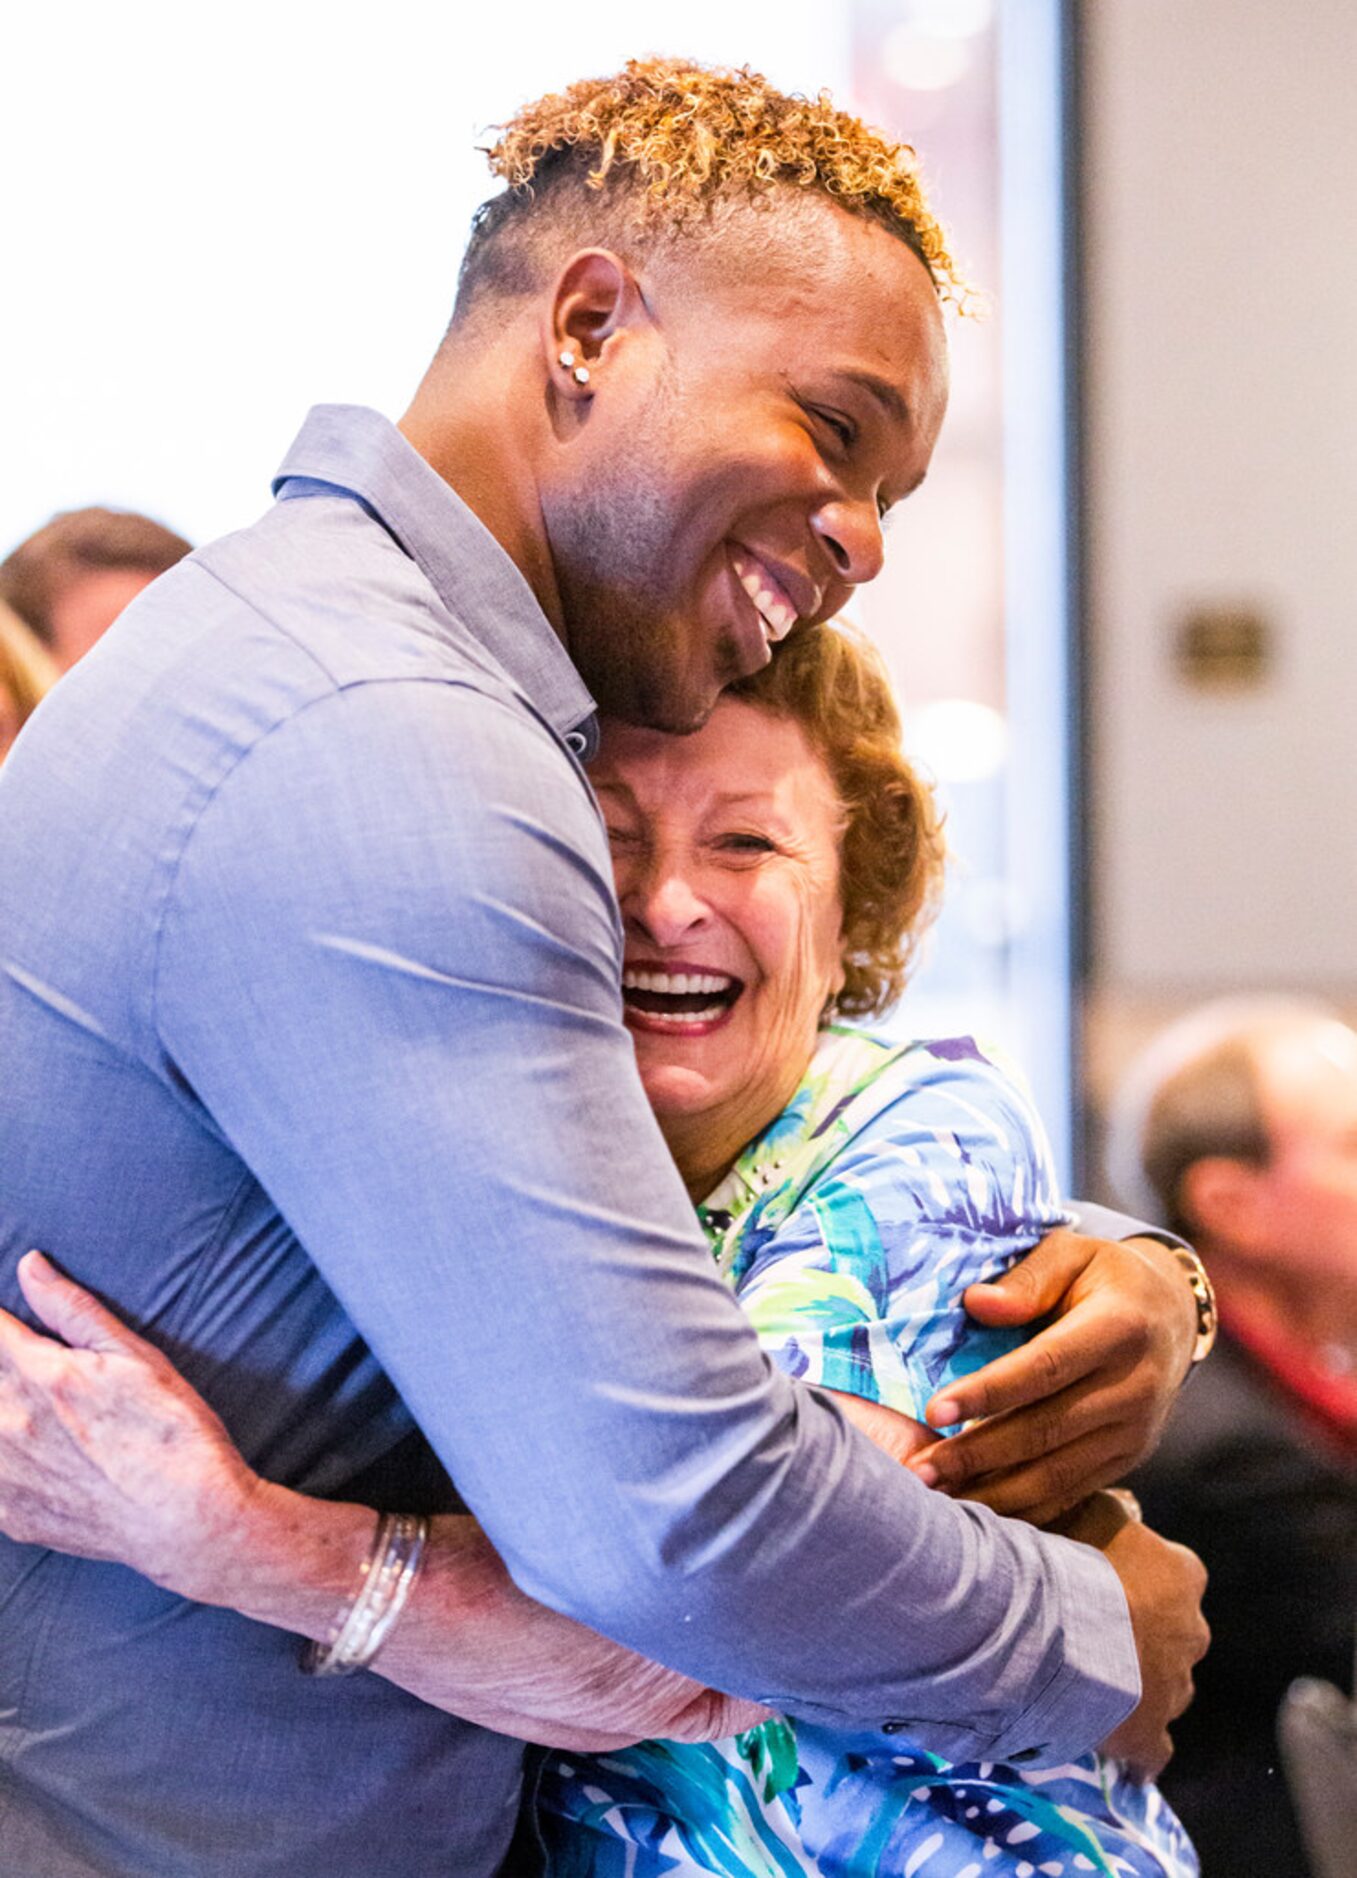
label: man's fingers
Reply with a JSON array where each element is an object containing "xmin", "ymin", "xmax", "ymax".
[
  {"xmin": 923, "ymin": 1309, "xmax": 1107, "ymax": 1430},
  {"xmin": 934, "ymin": 1425, "xmax": 1133, "ymax": 1520},
  {"xmin": 16, "ymin": 1252, "xmax": 151, "ymax": 1359},
  {"xmin": 958, "ymin": 1227, "xmax": 1095, "ymax": 1330},
  {"xmin": 914, "ymin": 1372, "xmax": 1121, "ymax": 1484}
]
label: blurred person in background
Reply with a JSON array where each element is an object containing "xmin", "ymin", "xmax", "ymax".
[
  {"xmin": 0, "ymin": 504, "xmax": 191, "ymax": 670},
  {"xmin": 1112, "ymin": 998, "xmax": 1357, "ymax": 1877},
  {"xmin": 0, "ymin": 598, "xmax": 58, "ymax": 761}
]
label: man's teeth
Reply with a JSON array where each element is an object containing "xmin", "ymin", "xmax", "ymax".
[
  {"xmin": 622, "ymin": 969, "xmax": 735, "ymax": 996},
  {"xmin": 731, "ymin": 553, "xmax": 798, "ymax": 642}
]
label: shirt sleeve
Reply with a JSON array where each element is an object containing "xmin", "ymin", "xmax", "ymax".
[
  {"xmin": 735, "ymin": 1048, "xmax": 1073, "ymax": 1424},
  {"xmin": 154, "ymin": 678, "xmax": 1139, "ymax": 1764}
]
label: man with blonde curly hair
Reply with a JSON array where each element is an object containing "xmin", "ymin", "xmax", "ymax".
[{"xmin": 0, "ymin": 59, "xmax": 1205, "ymax": 1875}]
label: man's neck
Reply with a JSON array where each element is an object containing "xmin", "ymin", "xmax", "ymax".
[{"xmin": 398, "ymin": 338, "xmax": 566, "ymax": 637}]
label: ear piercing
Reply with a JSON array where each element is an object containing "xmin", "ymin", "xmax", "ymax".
[{"xmin": 557, "ymin": 349, "xmax": 591, "ymax": 386}]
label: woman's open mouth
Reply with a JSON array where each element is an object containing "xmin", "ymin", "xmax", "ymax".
[{"xmin": 621, "ymin": 966, "xmax": 743, "ymax": 1034}]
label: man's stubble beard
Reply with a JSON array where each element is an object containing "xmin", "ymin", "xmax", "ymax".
[{"xmin": 546, "ymin": 369, "xmax": 736, "ymax": 734}]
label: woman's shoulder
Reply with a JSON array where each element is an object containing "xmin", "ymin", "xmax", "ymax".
[
  {"xmin": 716, "ymin": 1026, "xmax": 1064, "ymax": 1252},
  {"xmin": 807, "ymin": 1024, "xmax": 1049, "ymax": 1159}
]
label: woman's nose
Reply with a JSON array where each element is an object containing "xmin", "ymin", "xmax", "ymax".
[
  {"xmin": 622, "ymin": 864, "xmax": 711, "ymax": 946},
  {"xmin": 811, "ymin": 496, "xmax": 885, "ymax": 587}
]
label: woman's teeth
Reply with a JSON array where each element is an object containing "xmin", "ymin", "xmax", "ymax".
[
  {"xmin": 623, "ymin": 969, "xmax": 735, "ymax": 996},
  {"xmin": 622, "ymin": 967, "xmax": 740, "ymax": 1025},
  {"xmin": 730, "ymin": 550, "xmax": 798, "ymax": 642}
]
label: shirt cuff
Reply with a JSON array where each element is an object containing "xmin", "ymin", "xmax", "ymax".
[
  {"xmin": 984, "ymin": 1531, "xmax": 1140, "ymax": 1768},
  {"xmin": 1068, "ymin": 1199, "xmax": 1189, "ymax": 1252}
]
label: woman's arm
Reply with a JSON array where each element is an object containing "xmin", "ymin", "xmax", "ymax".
[{"xmin": 0, "ymin": 1252, "xmax": 767, "ymax": 1750}]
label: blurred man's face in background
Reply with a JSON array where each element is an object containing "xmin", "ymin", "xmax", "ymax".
[
  {"xmin": 45, "ymin": 566, "xmax": 159, "ymax": 671},
  {"xmin": 1249, "ymin": 1021, "xmax": 1357, "ymax": 1287}
]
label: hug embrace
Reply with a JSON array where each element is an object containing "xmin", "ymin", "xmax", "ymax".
[{"xmin": 0, "ymin": 58, "xmax": 1207, "ymax": 1878}]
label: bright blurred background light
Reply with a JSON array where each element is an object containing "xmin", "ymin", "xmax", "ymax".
[
  {"xmin": 905, "ymin": 697, "xmax": 1009, "ymax": 783},
  {"xmin": 882, "ymin": 0, "xmax": 993, "ymax": 91},
  {"xmin": 894, "ymin": 0, "xmax": 994, "ymax": 37}
]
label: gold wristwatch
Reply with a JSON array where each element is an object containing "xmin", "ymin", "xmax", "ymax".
[{"xmin": 1171, "ymin": 1244, "xmax": 1218, "ymax": 1365}]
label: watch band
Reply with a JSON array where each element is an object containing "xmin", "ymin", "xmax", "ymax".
[{"xmin": 1170, "ymin": 1243, "xmax": 1219, "ymax": 1364}]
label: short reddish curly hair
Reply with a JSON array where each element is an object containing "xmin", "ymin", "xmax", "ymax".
[
  {"xmin": 455, "ymin": 56, "xmax": 961, "ymax": 317},
  {"xmin": 728, "ymin": 623, "xmax": 945, "ymax": 1021}
]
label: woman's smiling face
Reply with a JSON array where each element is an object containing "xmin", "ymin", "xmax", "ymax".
[{"xmin": 593, "ymin": 696, "xmax": 847, "ymax": 1186}]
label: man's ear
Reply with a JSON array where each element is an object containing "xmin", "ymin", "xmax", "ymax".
[
  {"xmin": 1180, "ymin": 1155, "xmax": 1268, "ymax": 1256},
  {"xmin": 541, "ymin": 249, "xmax": 646, "ymax": 404}
]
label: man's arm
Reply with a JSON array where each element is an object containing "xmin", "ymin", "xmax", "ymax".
[
  {"xmin": 0, "ymin": 1254, "xmax": 768, "ymax": 1749},
  {"xmin": 0, "ymin": 1249, "xmax": 1206, "ymax": 1779},
  {"xmin": 140, "ymin": 677, "xmax": 1139, "ymax": 1761}
]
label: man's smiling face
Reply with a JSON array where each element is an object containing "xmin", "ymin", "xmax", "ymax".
[{"xmin": 541, "ymin": 202, "xmax": 949, "ymax": 732}]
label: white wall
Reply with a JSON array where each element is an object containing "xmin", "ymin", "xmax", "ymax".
[
  {"xmin": 1084, "ymin": 0, "xmax": 1357, "ymax": 1007},
  {"xmin": 1, "ymin": 2, "xmax": 846, "ymax": 550}
]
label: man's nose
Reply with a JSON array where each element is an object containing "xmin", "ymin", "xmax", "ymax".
[
  {"xmin": 811, "ymin": 497, "xmax": 885, "ymax": 587},
  {"xmin": 623, "ymin": 863, "xmax": 710, "ymax": 946}
]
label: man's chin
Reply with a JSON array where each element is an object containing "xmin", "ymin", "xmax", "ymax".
[{"xmin": 603, "ymin": 678, "xmax": 719, "ymax": 737}]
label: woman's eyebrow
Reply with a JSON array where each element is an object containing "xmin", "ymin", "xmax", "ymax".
[
  {"xmin": 708, "ymin": 789, "xmax": 780, "ymax": 810},
  {"xmin": 591, "ymin": 777, "xmax": 636, "ymax": 804}
]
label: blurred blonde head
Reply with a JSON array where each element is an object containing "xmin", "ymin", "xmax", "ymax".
[{"xmin": 0, "ymin": 601, "xmax": 59, "ymax": 762}]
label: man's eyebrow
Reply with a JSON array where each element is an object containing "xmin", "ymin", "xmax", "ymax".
[{"xmin": 839, "ymin": 368, "xmax": 912, "ymax": 427}]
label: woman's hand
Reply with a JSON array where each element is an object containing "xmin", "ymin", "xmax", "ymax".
[
  {"xmin": 0, "ymin": 1251, "xmax": 269, "ymax": 1602},
  {"xmin": 0, "ymin": 1252, "xmax": 768, "ymax": 1750},
  {"xmin": 910, "ymin": 1229, "xmax": 1198, "ymax": 1525}
]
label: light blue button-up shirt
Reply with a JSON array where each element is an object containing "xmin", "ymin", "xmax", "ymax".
[{"xmin": 0, "ymin": 407, "xmax": 1138, "ymax": 1875}]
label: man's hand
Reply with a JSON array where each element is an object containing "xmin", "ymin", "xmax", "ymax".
[
  {"xmin": 911, "ymin": 1229, "xmax": 1198, "ymax": 1524},
  {"xmin": 0, "ymin": 1252, "xmax": 767, "ymax": 1750},
  {"xmin": 1096, "ymin": 1517, "xmax": 1209, "ymax": 1782}
]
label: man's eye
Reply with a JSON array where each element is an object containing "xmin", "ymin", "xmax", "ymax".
[
  {"xmin": 604, "ymin": 825, "xmax": 641, "ymax": 846},
  {"xmin": 812, "ymin": 407, "xmax": 856, "ymax": 450},
  {"xmin": 717, "ymin": 833, "xmax": 775, "ymax": 854}
]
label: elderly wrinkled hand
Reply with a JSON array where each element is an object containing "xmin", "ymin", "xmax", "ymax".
[
  {"xmin": 910, "ymin": 1228, "xmax": 1198, "ymax": 1525},
  {"xmin": 0, "ymin": 1250, "xmax": 264, "ymax": 1598},
  {"xmin": 0, "ymin": 1252, "xmax": 771, "ymax": 1751}
]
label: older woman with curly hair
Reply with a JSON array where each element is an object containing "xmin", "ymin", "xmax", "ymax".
[
  {"xmin": 0, "ymin": 622, "xmax": 1196, "ymax": 1876},
  {"xmin": 530, "ymin": 628, "xmax": 1195, "ymax": 1878}
]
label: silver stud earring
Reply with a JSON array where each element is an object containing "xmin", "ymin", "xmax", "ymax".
[
  {"xmin": 572, "ymin": 364, "xmax": 591, "ymax": 386},
  {"xmin": 558, "ymin": 349, "xmax": 575, "ymax": 369}
]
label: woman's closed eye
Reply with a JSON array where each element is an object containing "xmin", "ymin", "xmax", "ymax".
[
  {"xmin": 603, "ymin": 825, "xmax": 647, "ymax": 856},
  {"xmin": 713, "ymin": 831, "xmax": 777, "ymax": 859}
]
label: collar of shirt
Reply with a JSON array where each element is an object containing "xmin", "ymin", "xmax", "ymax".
[{"xmin": 272, "ymin": 403, "xmax": 599, "ymax": 761}]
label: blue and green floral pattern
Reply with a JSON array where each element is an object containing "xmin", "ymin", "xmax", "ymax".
[{"xmin": 537, "ymin": 1028, "xmax": 1198, "ymax": 1878}]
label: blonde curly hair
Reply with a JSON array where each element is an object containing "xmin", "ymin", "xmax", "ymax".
[{"xmin": 454, "ymin": 56, "xmax": 960, "ymax": 315}]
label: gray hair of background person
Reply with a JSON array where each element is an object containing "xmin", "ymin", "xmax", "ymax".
[
  {"xmin": 1106, "ymin": 995, "xmax": 1342, "ymax": 1237},
  {"xmin": 0, "ymin": 507, "xmax": 191, "ymax": 649}
]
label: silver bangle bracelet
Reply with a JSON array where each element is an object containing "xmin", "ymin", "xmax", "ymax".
[{"xmin": 300, "ymin": 1510, "xmax": 430, "ymax": 1678}]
